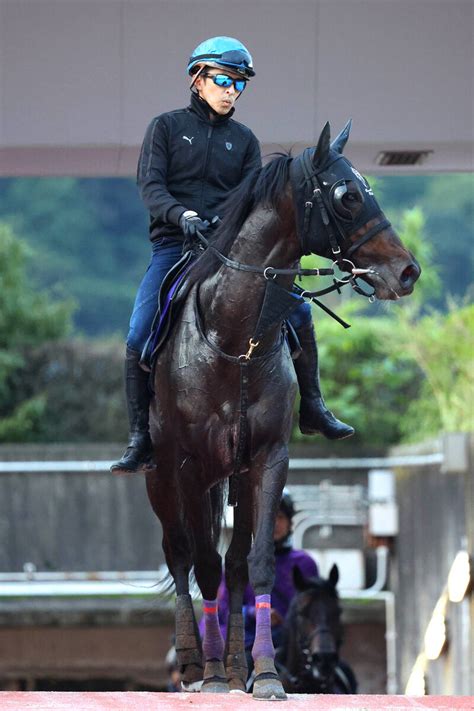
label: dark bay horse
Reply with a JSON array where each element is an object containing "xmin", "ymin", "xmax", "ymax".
[
  {"xmin": 145, "ymin": 121, "xmax": 419, "ymax": 699},
  {"xmin": 276, "ymin": 565, "xmax": 357, "ymax": 694}
]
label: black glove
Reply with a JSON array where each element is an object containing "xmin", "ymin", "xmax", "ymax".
[{"xmin": 179, "ymin": 211, "xmax": 208, "ymax": 241}]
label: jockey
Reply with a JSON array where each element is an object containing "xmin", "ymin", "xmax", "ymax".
[{"xmin": 111, "ymin": 36, "xmax": 353, "ymax": 474}]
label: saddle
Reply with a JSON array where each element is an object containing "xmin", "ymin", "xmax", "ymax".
[{"xmin": 139, "ymin": 250, "xmax": 196, "ymax": 372}]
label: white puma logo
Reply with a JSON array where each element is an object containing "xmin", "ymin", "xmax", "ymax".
[{"xmin": 183, "ymin": 135, "xmax": 194, "ymax": 145}]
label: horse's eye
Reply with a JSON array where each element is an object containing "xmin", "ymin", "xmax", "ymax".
[{"xmin": 345, "ymin": 192, "xmax": 360, "ymax": 203}]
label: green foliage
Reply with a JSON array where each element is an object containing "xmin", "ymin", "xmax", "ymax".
[
  {"xmin": 0, "ymin": 223, "xmax": 73, "ymax": 348},
  {"xmin": 0, "ymin": 396, "xmax": 47, "ymax": 443},
  {"xmin": 377, "ymin": 205, "xmax": 473, "ymax": 440},
  {"xmin": 292, "ymin": 300, "xmax": 421, "ymax": 446},
  {"xmin": 10, "ymin": 339, "xmax": 127, "ymax": 443},
  {"xmin": 0, "ymin": 222, "xmax": 73, "ymax": 442},
  {"xmin": 387, "ymin": 301, "xmax": 474, "ymax": 440},
  {"xmin": 0, "ymin": 174, "xmax": 471, "ymax": 445},
  {"xmin": 0, "ymin": 174, "xmax": 471, "ymax": 337},
  {"xmin": 377, "ymin": 173, "xmax": 474, "ymax": 304},
  {"xmin": 294, "ymin": 199, "xmax": 473, "ymax": 445},
  {"xmin": 0, "ymin": 177, "xmax": 149, "ymax": 336}
]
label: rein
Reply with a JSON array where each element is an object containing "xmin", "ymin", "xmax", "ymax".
[{"xmin": 195, "ymin": 232, "xmax": 375, "ymax": 331}]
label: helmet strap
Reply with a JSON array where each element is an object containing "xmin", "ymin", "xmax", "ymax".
[{"xmin": 189, "ymin": 65, "xmax": 206, "ymax": 92}]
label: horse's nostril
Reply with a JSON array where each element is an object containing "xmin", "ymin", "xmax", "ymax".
[{"xmin": 400, "ymin": 262, "xmax": 420, "ymax": 287}]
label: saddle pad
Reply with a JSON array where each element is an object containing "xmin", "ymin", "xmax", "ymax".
[{"xmin": 140, "ymin": 251, "xmax": 196, "ymax": 371}]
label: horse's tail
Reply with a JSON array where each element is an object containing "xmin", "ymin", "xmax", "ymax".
[{"xmin": 208, "ymin": 479, "xmax": 227, "ymax": 548}]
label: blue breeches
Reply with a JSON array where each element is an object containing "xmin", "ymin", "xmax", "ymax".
[{"xmin": 127, "ymin": 239, "xmax": 183, "ymax": 353}]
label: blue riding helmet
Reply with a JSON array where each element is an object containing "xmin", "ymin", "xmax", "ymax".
[{"xmin": 188, "ymin": 36, "xmax": 255, "ymax": 78}]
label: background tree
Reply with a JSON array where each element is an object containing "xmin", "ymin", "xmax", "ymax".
[
  {"xmin": 0, "ymin": 223, "xmax": 73, "ymax": 441},
  {"xmin": 0, "ymin": 174, "xmax": 471, "ymax": 336},
  {"xmin": 0, "ymin": 174, "xmax": 471, "ymax": 445},
  {"xmin": 294, "ymin": 204, "xmax": 472, "ymax": 445},
  {"xmin": 0, "ymin": 177, "xmax": 148, "ymax": 335}
]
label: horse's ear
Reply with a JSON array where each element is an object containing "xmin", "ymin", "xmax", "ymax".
[
  {"xmin": 313, "ymin": 122, "xmax": 331, "ymax": 168},
  {"xmin": 330, "ymin": 118, "xmax": 352, "ymax": 154},
  {"xmin": 293, "ymin": 565, "xmax": 309, "ymax": 591},
  {"xmin": 328, "ymin": 564, "xmax": 339, "ymax": 588}
]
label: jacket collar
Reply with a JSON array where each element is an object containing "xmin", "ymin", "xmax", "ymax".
[{"xmin": 189, "ymin": 91, "xmax": 235, "ymax": 124}]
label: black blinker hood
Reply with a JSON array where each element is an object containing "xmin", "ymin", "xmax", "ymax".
[{"xmin": 289, "ymin": 146, "xmax": 384, "ymax": 257}]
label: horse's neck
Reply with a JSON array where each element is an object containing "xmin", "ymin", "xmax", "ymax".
[{"xmin": 199, "ymin": 204, "xmax": 300, "ymax": 356}]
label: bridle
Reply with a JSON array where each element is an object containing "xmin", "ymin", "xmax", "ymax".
[
  {"xmin": 192, "ymin": 146, "xmax": 402, "ymax": 345},
  {"xmin": 297, "ymin": 148, "xmax": 391, "ymax": 263},
  {"xmin": 293, "ymin": 148, "xmax": 392, "ymax": 301},
  {"xmin": 276, "ymin": 606, "xmax": 344, "ymax": 693},
  {"xmin": 195, "ymin": 151, "xmax": 391, "ymax": 307}
]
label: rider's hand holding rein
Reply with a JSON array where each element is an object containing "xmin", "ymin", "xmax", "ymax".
[
  {"xmin": 179, "ymin": 210, "xmax": 209, "ymax": 254},
  {"xmin": 179, "ymin": 210, "xmax": 208, "ymax": 240}
]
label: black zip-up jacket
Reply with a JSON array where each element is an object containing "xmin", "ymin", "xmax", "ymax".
[{"xmin": 137, "ymin": 92, "xmax": 262, "ymax": 242}]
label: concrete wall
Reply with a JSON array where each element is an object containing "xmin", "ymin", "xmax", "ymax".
[
  {"xmin": 0, "ymin": 442, "xmax": 387, "ymax": 692},
  {"xmin": 0, "ymin": 0, "xmax": 472, "ymax": 175},
  {"xmin": 0, "ymin": 441, "xmax": 379, "ymax": 573},
  {"xmin": 2, "ymin": 438, "xmax": 473, "ymax": 693},
  {"xmin": 391, "ymin": 433, "xmax": 474, "ymax": 695}
]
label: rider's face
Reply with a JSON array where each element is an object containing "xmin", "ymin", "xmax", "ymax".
[
  {"xmin": 273, "ymin": 511, "xmax": 291, "ymax": 542},
  {"xmin": 194, "ymin": 67, "xmax": 244, "ymax": 115}
]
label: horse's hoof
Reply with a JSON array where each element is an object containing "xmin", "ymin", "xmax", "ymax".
[
  {"xmin": 201, "ymin": 678, "xmax": 229, "ymax": 693},
  {"xmin": 201, "ymin": 660, "xmax": 228, "ymax": 692},
  {"xmin": 228, "ymin": 678, "xmax": 247, "ymax": 693},
  {"xmin": 252, "ymin": 677, "xmax": 287, "ymax": 701},
  {"xmin": 181, "ymin": 679, "xmax": 203, "ymax": 692}
]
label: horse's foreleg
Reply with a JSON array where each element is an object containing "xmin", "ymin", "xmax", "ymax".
[
  {"xmin": 224, "ymin": 477, "xmax": 253, "ymax": 692},
  {"xmin": 183, "ymin": 478, "xmax": 228, "ymax": 694},
  {"xmin": 145, "ymin": 468, "xmax": 203, "ymax": 690},
  {"xmin": 248, "ymin": 450, "xmax": 289, "ymax": 700}
]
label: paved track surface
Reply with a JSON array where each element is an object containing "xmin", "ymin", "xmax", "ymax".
[{"xmin": 0, "ymin": 693, "xmax": 472, "ymax": 710}]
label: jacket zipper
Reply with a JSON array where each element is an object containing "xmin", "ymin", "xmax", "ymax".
[{"xmin": 199, "ymin": 125, "xmax": 214, "ymax": 214}]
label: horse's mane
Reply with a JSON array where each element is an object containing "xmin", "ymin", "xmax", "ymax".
[{"xmin": 186, "ymin": 153, "xmax": 292, "ymax": 287}]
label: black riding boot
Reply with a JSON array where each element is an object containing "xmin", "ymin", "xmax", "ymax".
[
  {"xmin": 110, "ymin": 347, "xmax": 153, "ymax": 472},
  {"xmin": 294, "ymin": 323, "xmax": 355, "ymax": 440}
]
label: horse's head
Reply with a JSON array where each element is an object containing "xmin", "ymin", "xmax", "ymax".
[
  {"xmin": 290, "ymin": 564, "xmax": 342, "ymax": 691},
  {"xmin": 290, "ymin": 121, "xmax": 421, "ymax": 300}
]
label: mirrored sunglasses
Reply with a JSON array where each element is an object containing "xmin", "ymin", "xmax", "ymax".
[{"xmin": 204, "ymin": 73, "xmax": 247, "ymax": 92}]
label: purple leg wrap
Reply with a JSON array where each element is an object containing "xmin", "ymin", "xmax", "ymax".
[
  {"xmin": 252, "ymin": 594, "xmax": 275, "ymax": 660},
  {"xmin": 202, "ymin": 598, "xmax": 225, "ymax": 661}
]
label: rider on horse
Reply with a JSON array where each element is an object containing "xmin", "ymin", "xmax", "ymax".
[{"xmin": 111, "ymin": 36, "xmax": 354, "ymax": 474}]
